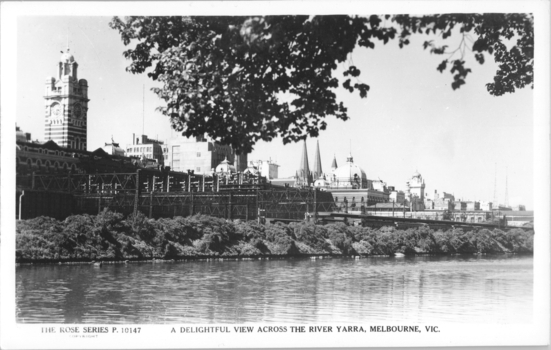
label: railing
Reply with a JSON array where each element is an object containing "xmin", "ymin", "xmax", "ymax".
[{"xmin": 18, "ymin": 170, "xmax": 268, "ymax": 194}]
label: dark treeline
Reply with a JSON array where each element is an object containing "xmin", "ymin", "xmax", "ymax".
[{"xmin": 16, "ymin": 210, "xmax": 534, "ymax": 262}]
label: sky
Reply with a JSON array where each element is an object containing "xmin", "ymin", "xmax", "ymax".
[{"xmin": 15, "ymin": 15, "xmax": 534, "ymax": 209}]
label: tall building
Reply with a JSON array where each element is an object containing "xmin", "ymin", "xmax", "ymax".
[
  {"xmin": 235, "ymin": 153, "xmax": 248, "ymax": 172},
  {"xmin": 406, "ymin": 171, "xmax": 426, "ymax": 211},
  {"xmin": 126, "ymin": 134, "xmax": 165, "ymax": 165},
  {"xmin": 44, "ymin": 47, "xmax": 89, "ymax": 150},
  {"xmin": 165, "ymin": 136, "xmax": 234, "ymax": 174},
  {"xmin": 406, "ymin": 171, "xmax": 425, "ymax": 200}
]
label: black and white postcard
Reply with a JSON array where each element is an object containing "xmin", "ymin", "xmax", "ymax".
[{"xmin": 1, "ymin": 1, "xmax": 549, "ymax": 349}]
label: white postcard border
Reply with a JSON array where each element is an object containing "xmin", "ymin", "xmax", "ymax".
[{"xmin": 1, "ymin": 1, "xmax": 549, "ymax": 349}]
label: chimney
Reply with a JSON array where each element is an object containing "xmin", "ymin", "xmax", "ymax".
[{"xmin": 133, "ymin": 133, "xmax": 135, "ymax": 145}]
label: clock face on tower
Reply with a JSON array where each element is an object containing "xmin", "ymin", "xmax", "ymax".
[
  {"xmin": 52, "ymin": 104, "xmax": 61, "ymax": 117},
  {"xmin": 73, "ymin": 104, "xmax": 82, "ymax": 118}
]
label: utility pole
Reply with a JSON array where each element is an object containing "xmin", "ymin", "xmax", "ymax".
[
  {"xmin": 504, "ymin": 166, "xmax": 509, "ymax": 207},
  {"xmin": 142, "ymin": 85, "xmax": 145, "ymax": 136},
  {"xmin": 493, "ymin": 163, "xmax": 497, "ymax": 207}
]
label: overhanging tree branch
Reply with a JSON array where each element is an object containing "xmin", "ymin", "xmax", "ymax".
[{"xmin": 109, "ymin": 14, "xmax": 533, "ymax": 153}]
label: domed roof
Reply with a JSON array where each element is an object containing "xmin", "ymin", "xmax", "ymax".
[
  {"xmin": 216, "ymin": 157, "xmax": 235, "ymax": 173},
  {"xmin": 333, "ymin": 153, "xmax": 367, "ymax": 182},
  {"xmin": 16, "ymin": 128, "xmax": 27, "ymax": 143},
  {"xmin": 313, "ymin": 177, "xmax": 330, "ymax": 188},
  {"xmin": 60, "ymin": 48, "xmax": 75, "ymax": 63}
]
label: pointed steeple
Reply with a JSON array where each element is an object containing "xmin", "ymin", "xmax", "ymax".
[
  {"xmin": 331, "ymin": 154, "xmax": 338, "ymax": 170},
  {"xmin": 312, "ymin": 140, "xmax": 323, "ymax": 179},
  {"xmin": 298, "ymin": 140, "xmax": 310, "ymax": 186}
]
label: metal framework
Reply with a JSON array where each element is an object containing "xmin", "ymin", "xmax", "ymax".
[{"xmin": 18, "ymin": 170, "xmax": 336, "ymax": 221}]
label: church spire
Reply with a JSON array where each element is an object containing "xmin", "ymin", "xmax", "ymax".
[
  {"xmin": 331, "ymin": 154, "xmax": 338, "ymax": 170},
  {"xmin": 312, "ymin": 139, "xmax": 323, "ymax": 180},
  {"xmin": 298, "ymin": 140, "xmax": 310, "ymax": 186}
]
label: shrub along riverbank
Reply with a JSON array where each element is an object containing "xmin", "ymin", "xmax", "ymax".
[{"xmin": 16, "ymin": 210, "xmax": 534, "ymax": 263}]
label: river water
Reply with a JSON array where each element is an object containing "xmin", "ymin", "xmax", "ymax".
[{"xmin": 16, "ymin": 255, "xmax": 532, "ymax": 324}]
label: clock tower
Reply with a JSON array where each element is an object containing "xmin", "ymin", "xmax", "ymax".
[{"xmin": 44, "ymin": 47, "xmax": 89, "ymax": 150}]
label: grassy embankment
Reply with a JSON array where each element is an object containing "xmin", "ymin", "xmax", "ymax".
[{"xmin": 16, "ymin": 210, "xmax": 534, "ymax": 263}]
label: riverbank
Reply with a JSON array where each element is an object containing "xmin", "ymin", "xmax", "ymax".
[{"xmin": 16, "ymin": 210, "xmax": 534, "ymax": 263}]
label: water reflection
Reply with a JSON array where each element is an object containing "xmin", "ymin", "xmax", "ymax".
[{"xmin": 16, "ymin": 255, "xmax": 532, "ymax": 324}]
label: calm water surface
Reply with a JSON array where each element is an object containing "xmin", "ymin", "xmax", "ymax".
[{"xmin": 16, "ymin": 255, "xmax": 532, "ymax": 324}]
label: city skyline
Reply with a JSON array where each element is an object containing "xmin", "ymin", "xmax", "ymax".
[{"xmin": 14, "ymin": 16, "xmax": 534, "ymax": 208}]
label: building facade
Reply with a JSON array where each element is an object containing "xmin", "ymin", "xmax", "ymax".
[
  {"xmin": 44, "ymin": 48, "xmax": 89, "ymax": 150},
  {"xmin": 16, "ymin": 135, "xmax": 138, "ymax": 176},
  {"xmin": 235, "ymin": 153, "xmax": 248, "ymax": 173},
  {"xmin": 406, "ymin": 171, "xmax": 426, "ymax": 211},
  {"xmin": 165, "ymin": 136, "xmax": 234, "ymax": 174},
  {"xmin": 246, "ymin": 160, "xmax": 280, "ymax": 180},
  {"xmin": 102, "ymin": 138, "xmax": 125, "ymax": 157},
  {"xmin": 389, "ymin": 187, "xmax": 406, "ymax": 204},
  {"xmin": 126, "ymin": 134, "xmax": 165, "ymax": 165},
  {"xmin": 432, "ymin": 190, "xmax": 455, "ymax": 211},
  {"xmin": 465, "ymin": 201, "xmax": 481, "ymax": 211}
]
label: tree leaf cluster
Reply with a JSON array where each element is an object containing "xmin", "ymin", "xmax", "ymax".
[{"xmin": 109, "ymin": 14, "xmax": 532, "ymax": 152}]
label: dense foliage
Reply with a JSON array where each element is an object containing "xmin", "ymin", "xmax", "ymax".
[
  {"xmin": 109, "ymin": 14, "xmax": 533, "ymax": 152},
  {"xmin": 16, "ymin": 211, "xmax": 534, "ymax": 261}
]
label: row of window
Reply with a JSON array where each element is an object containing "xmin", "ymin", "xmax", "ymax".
[
  {"xmin": 334, "ymin": 196, "xmax": 386, "ymax": 203},
  {"xmin": 18, "ymin": 157, "xmax": 78, "ymax": 171},
  {"xmin": 47, "ymin": 118, "xmax": 86, "ymax": 125},
  {"xmin": 169, "ymin": 161, "xmax": 201, "ymax": 173},
  {"xmin": 127, "ymin": 146, "xmax": 153, "ymax": 153},
  {"xmin": 20, "ymin": 146, "xmax": 83, "ymax": 157},
  {"xmin": 50, "ymin": 86, "xmax": 83, "ymax": 94},
  {"xmin": 168, "ymin": 146, "xmax": 202, "ymax": 158},
  {"xmin": 127, "ymin": 147, "xmax": 204, "ymax": 158}
]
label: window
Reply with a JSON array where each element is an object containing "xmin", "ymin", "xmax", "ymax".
[{"xmin": 197, "ymin": 152, "xmax": 201, "ymax": 157}]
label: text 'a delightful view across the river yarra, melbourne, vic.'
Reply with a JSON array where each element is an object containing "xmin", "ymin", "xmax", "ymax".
[{"xmin": 41, "ymin": 325, "xmax": 442, "ymax": 338}]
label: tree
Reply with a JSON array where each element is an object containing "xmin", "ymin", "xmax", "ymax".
[{"xmin": 109, "ymin": 14, "xmax": 533, "ymax": 153}]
